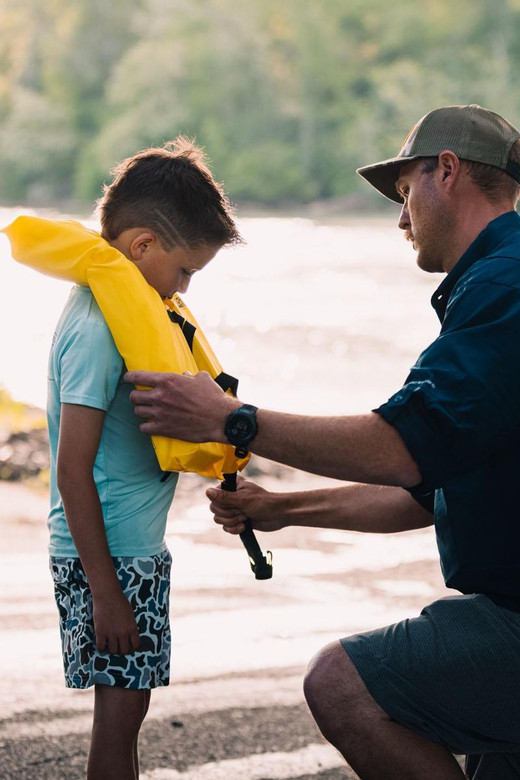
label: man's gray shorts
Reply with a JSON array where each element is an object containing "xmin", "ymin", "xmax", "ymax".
[{"xmin": 341, "ymin": 594, "xmax": 520, "ymax": 779}]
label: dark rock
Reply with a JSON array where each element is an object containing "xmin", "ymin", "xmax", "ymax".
[{"xmin": 0, "ymin": 428, "xmax": 50, "ymax": 482}]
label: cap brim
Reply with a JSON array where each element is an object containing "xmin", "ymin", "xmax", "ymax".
[{"xmin": 356, "ymin": 155, "xmax": 421, "ymax": 203}]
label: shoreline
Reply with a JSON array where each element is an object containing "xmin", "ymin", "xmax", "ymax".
[{"xmin": 0, "ymin": 197, "xmax": 398, "ymax": 225}]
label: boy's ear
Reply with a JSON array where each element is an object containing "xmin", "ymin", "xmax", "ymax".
[{"xmin": 129, "ymin": 232, "xmax": 155, "ymax": 262}]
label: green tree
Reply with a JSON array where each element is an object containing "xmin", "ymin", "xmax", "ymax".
[{"xmin": 2, "ymin": 0, "xmax": 520, "ymax": 207}]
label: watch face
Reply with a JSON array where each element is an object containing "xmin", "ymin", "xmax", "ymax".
[
  {"xmin": 230, "ymin": 417, "xmax": 253, "ymax": 439},
  {"xmin": 225, "ymin": 405, "xmax": 258, "ymax": 448}
]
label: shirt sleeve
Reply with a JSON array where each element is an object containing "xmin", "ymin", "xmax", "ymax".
[
  {"xmin": 58, "ymin": 315, "xmax": 123, "ymax": 411},
  {"xmin": 375, "ymin": 278, "xmax": 520, "ymax": 491}
]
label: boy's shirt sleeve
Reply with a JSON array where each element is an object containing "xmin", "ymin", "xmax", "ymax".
[
  {"xmin": 374, "ymin": 276, "xmax": 520, "ymax": 492},
  {"xmin": 58, "ymin": 316, "xmax": 124, "ymax": 411}
]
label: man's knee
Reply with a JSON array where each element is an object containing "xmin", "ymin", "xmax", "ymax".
[
  {"xmin": 304, "ymin": 641, "xmax": 357, "ymax": 729},
  {"xmin": 303, "ymin": 639, "xmax": 386, "ymax": 742}
]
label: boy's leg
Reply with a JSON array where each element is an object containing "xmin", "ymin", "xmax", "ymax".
[
  {"xmin": 51, "ymin": 553, "xmax": 171, "ymax": 777},
  {"xmin": 134, "ymin": 689, "xmax": 151, "ymax": 777},
  {"xmin": 88, "ymin": 685, "xmax": 151, "ymax": 780}
]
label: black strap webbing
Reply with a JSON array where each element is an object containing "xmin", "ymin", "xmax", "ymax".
[
  {"xmin": 167, "ymin": 309, "xmax": 239, "ymax": 394},
  {"xmin": 167, "ymin": 309, "xmax": 196, "ymax": 351},
  {"xmin": 214, "ymin": 372, "xmax": 239, "ymax": 396}
]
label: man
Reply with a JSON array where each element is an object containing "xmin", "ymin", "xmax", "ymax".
[{"xmin": 127, "ymin": 105, "xmax": 520, "ymax": 779}]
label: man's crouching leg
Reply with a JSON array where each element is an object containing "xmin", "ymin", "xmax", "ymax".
[{"xmin": 303, "ymin": 640, "xmax": 465, "ymax": 780}]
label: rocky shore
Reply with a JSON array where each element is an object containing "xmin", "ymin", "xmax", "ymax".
[
  {"xmin": 0, "ymin": 391, "xmax": 49, "ymax": 483},
  {"xmin": 0, "ymin": 427, "xmax": 49, "ymax": 482}
]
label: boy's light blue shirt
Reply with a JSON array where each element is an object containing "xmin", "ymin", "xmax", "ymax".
[{"xmin": 47, "ymin": 285, "xmax": 177, "ymax": 557}]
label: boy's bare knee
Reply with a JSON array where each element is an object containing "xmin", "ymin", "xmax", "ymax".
[{"xmin": 94, "ymin": 686, "xmax": 150, "ymax": 737}]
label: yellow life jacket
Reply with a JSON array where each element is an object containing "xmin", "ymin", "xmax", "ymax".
[{"xmin": 2, "ymin": 216, "xmax": 249, "ymax": 479}]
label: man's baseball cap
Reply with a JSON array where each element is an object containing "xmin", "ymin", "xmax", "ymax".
[{"xmin": 357, "ymin": 104, "xmax": 520, "ymax": 203}]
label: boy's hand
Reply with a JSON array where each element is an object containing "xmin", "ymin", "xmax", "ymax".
[
  {"xmin": 92, "ymin": 590, "xmax": 140, "ymax": 655},
  {"xmin": 207, "ymin": 476, "xmax": 285, "ymax": 535}
]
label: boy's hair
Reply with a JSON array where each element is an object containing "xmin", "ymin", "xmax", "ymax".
[{"xmin": 96, "ymin": 137, "xmax": 243, "ymax": 249}]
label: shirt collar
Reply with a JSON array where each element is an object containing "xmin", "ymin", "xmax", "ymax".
[{"xmin": 431, "ymin": 210, "xmax": 520, "ymax": 321}]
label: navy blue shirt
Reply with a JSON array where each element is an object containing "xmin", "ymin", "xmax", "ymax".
[{"xmin": 375, "ymin": 211, "xmax": 520, "ymax": 601}]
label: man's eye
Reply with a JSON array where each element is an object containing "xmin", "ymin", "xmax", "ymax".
[{"xmin": 182, "ymin": 269, "xmax": 192, "ymax": 277}]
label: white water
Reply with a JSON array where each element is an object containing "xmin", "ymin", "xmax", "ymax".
[{"xmin": 0, "ymin": 207, "xmax": 441, "ymax": 413}]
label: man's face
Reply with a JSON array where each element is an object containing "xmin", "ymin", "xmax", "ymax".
[{"xmin": 395, "ymin": 159, "xmax": 454, "ymax": 274}]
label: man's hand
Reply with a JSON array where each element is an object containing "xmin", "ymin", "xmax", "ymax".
[
  {"xmin": 207, "ymin": 476, "xmax": 285, "ymax": 535},
  {"xmin": 125, "ymin": 370, "xmax": 239, "ymax": 441},
  {"xmin": 92, "ymin": 589, "xmax": 141, "ymax": 655}
]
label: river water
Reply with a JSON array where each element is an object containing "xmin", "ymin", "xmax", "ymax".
[{"xmin": 0, "ymin": 206, "xmax": 442, "ymax": 413}]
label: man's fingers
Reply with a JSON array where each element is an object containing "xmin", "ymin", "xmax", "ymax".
[
  {"xmin": 125, "ymin": 370, "xmax": 164, "ymax": 387},
  {"xmin": 130, "ymin": 391, "xmax": 156, "ymax": 408},
  {"xmin": 206, "ymin": 486, "xmax": 244, "ymax": 503},
  {"xmin": 206, "ymin": 489, "xmax": 242, "ymax": 514},
  {"xmin": 208, "ymin": 492, "xmax": 249, "ymax": 534},
  {"xmin": 223, "ymin": 522, "xmax": 246, "ymax": 535},
  {"xmin": 210, "ymin": 503, "xmax": 247, "ymax": 521},
  {"xmin": 132, "ymin": 402, "xmax": 155, "ymax": 420},
  {"xmin": 139, "ymin": 420, "xmax": 163, "ymax": 435}
]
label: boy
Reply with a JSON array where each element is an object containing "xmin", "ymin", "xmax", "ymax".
[{"xmin": 47, "ymin": 139, "xmax": 241, "ymax": 779}]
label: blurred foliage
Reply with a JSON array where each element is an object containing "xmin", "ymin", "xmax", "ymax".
[
  {"xmin": 0, "ymin": 386, "xmax": 46, "ymax": 433},
  {"xmin": 1, "ymin": 0, "xmax": 520, "ymax": 207}
]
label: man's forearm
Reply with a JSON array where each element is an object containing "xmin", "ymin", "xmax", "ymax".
[
  {"xmin": 273, "ymin": 483, "xmax": 433, "ymax": 533},
  {"xmin": 209, "ymin": 478, "xmax": 433, "ymax": 536},
  {"xmin": 251, "ymin": 410, "xmax": 421, "ymax": 487}
]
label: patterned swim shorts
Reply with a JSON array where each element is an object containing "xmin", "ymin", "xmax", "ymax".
[{"xmin": 50, "ymin": 550, "xmax": 172, "ymax": 690}]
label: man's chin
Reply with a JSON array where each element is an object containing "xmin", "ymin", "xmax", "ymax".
[{"xmin": 416, "ymin": 253, "xmax": 443, "ymax": 274}]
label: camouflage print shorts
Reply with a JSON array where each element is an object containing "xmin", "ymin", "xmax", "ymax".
[{"xmin": 50, "ymin": 550, "xmax": 171, "ymax": 690}]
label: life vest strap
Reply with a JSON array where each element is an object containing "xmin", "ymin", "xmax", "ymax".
[
  {"xmin": 167, "ymin": 309, "xmax": 240, "ymax": 396},
  {"xmin": 214, "ymin": 372, "xmax": 239, "ymax": 396},
  {"xmin": 167, "ymin": 309, "xmax": 196, "ymax": 351}
]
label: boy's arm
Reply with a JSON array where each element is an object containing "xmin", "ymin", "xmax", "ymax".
[{"xmin": 57, "ymin": 403, "xmax": 140, "ymax": 655}]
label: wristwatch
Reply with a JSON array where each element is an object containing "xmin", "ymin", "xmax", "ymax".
[{"xmin": 224, "ymin": 403, "xmax": 259, "ymax": 457}]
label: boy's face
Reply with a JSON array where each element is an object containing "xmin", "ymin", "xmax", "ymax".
[{"xmin": 115, "ymin": 230, "xmax": 219, "ymax": 298}]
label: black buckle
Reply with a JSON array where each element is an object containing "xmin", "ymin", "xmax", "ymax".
[{"xmin": 221, "ymin": 472, "xmax": 273, "ymax": 580}]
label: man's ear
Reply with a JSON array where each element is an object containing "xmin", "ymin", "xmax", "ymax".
[
  {"xmin": 129, "ymin": 232, "xmax": 155, "ymax": 262},
  {"xmin": 437, "ymin": 150, "xmax": 462, "ymax": 192}
]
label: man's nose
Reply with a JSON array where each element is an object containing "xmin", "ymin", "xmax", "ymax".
[{"xmin": 398, "ymin": 203, "xmax": 410, "ymax": 231}]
